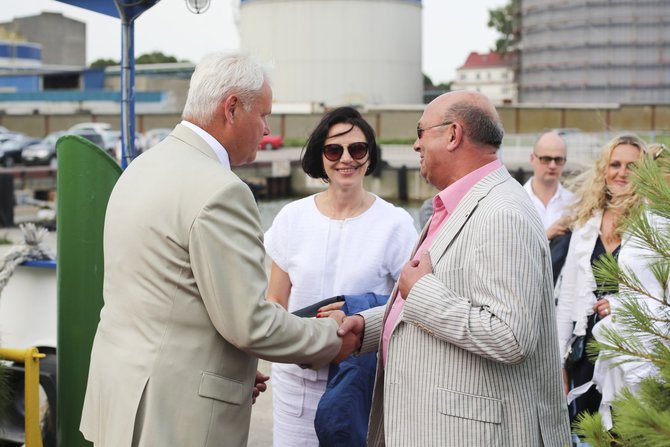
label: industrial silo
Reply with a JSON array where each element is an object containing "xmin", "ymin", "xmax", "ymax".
[
  {"xmin": 519, "ymin": 0, "xmax": 670, "ymax": 104},
  {"xmin": 239, "ymin": 0, "xmax": 423, "ymax": 106}
]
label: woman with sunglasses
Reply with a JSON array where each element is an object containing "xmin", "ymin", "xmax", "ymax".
[
  {"xmin": 264, "ymin": 106, "xmax": 417, "ymax": 446},
  {"xmin": 555, "ymin": 134, "xmax": 648, "ymax": 426}
]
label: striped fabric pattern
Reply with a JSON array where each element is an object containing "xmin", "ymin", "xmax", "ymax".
[{"xmin": 361, "ymin": 167, "xmax": 571, "ymax": 446}]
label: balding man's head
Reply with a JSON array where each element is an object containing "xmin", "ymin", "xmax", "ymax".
[
  {"xmin": 414, "ymin": 91, "xmax": 503, "ymax": 189},
  {"xmin": 530, "ymin": 131, "xmax": 568, "ymax": 185},
  {"xmin": 431, "ymin": 91, "xmax": 504, "ymax": 149}
]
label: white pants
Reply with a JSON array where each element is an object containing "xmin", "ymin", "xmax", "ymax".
[{"xmin": 272, "ymin": 364, "xmax": 328, "ymax": 447}]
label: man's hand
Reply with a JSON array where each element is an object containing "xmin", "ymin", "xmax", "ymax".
[
  {"xmin": 398, "ymin": 250, "xmax": 433, "ymax": 299},
  {"xmin": 546, "ymin": 221, "xmax": 568, "ymax": 240},
  {"xmin": 252, "ymin": 370, "xmax": 270, "ymax": 405},
  {"xmin": 329, "ymin": 312, "xmax": 364, "ymax": 363}
]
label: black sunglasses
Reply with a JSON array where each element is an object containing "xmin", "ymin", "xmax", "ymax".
[
  {"xmin": 534, "ymin": 153, "xmax": 567, "ymax": 166},
  {"xmin": 323, "ymin": 142, "xmax": 369, "ymax": 161},
  {"xmin": 653, "ymin": 143, "xmax": 668, "ymax": 160},
  {"xmin": 416, "ymin": 121, "xmax": 453, "ymax": 139}
]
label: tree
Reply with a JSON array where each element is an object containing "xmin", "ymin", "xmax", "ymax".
[
  {"xmin": 135, "ymin": 51, "xmax": 179, "ymax": 64},
  {"xmin": 487, "ymin": 0, "xmax": 521, "ymax": 55},
  {"xmin": 575, "ymin": 148, "xmax": 670, "ymax": 446},
  {"xmin": 90, "ymin": 58, "xmax": 119, "ymax": 68}
]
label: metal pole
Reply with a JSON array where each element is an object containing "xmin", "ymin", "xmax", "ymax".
[
  {"xmin": 120, "ymin": 15, "xmax": 136, "ymax": 169},
  {"xmin": 0, "ymin": 347, "xmax": 46, "ymax": 447}
]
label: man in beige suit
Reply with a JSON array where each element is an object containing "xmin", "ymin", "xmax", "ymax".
[
  {"xmin": 80, "ymin": 52, "xmax": 352, "ymax": 447},
  {"xmin": 339, "ymin": 91, "xmax": 571, "ymax": 446}
]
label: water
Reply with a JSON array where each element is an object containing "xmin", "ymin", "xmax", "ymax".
[{"xmin": 257, "ymin": 197, "xmax": 423, "ymax": 233}]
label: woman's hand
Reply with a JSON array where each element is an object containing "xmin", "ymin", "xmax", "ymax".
[
  {"xmin": 317, "ymin": 301, "xmax": 345, "ymax": 318},
  {"xmin": 593, "ymin": 297, "xmax": 612, "ymax": 319}
]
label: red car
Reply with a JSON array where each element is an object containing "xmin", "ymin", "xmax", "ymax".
[{"xmin": 259, "ymin": 134, "xmax": 283, "ymax": 150}]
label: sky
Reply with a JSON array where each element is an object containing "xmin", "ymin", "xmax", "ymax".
[{"xmin": 1, "ymin": 0, "xmax": 506, "ymax": 85}]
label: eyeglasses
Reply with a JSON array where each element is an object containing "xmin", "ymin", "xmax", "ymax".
[
  {"xmin": 653, "ymin": 143, "xmax": 668, "ymax": 161},
  {"xmin": 416, "ymin": 121, "xmax": 453, "ymax": 139},
  {"xmin": 534, "ymin": 154, "xmax": 567, "ymax": 166},
  {"xmin": 323, "ymin": 142, "xmax": 369, "ymax": 161}
]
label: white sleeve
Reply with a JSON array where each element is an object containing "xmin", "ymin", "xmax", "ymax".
[
  {"xmin": 387, "ymin": 210, "xmax": 419, "ymax": 281},
  {"xmin": 264, "ymin": 204, "xmax": 291, "ymax": 271},
  {"xmin": 555, "ymin": 231, "xmax": 580, "ymax": 362}
]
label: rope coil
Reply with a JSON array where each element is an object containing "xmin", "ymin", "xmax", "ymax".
[{"xmin": 0, "ymin": 223, "xmax": 55, "ymax": 296}]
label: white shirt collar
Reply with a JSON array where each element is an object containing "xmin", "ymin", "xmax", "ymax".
[{"xmin": 180, "ymin": 120, "xmax": 230, "ymax": 169}]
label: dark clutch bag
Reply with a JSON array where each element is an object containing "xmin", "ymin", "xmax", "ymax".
[
  {"xmin": 564, "ymin": 335, "xmax": 585, "ymax": 368},
  {"xmin": 291, "ymin": 295, "xmax": 344, "ymax": 318}
]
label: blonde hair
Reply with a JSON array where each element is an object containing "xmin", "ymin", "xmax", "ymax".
[{"xmin": 566, "ymin": 134, "xmax": 648, "ymax": 229}]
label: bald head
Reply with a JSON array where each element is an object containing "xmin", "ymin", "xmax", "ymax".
[
  {"xmin": 534, "ymin": 131, "xmax": 566, "ymax": 154},
  {"xmin": 414, "ymin": 90, "xmax": 503, "ymax": 189},
  {"xmin": 430, "ymin": 91, "xmax": 504, "ymax": 149},
  {"xmin": 530, "ymin": 131, "xmax": 567, "ymax": 185}
]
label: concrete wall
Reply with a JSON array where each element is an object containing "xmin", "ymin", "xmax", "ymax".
[
  {"xmin": 240, "ymin": 0, "xmax": 423, "ymax": 106},
  {"xmin": 0, "ymin": 13, "xmax": 85, "ymax": 67},
  {"xmin": 2, "ymin": 104, "xmax": 669, "ymax": 140}
]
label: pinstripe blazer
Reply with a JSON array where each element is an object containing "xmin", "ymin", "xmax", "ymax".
[{"xmin": 359, "ymin": 166, "xmax": 571, "ymax": 446}]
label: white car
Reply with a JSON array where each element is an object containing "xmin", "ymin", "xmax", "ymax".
[
  {"xmin": 143, "ymin": 128, "xmax": 172, "ymax": 150},
  {"xmin": 69, "ymin": 122, "xmax": 112, "ymax": 134}
]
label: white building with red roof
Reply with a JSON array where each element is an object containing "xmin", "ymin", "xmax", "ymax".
[{"xmin": 451, "ymin": 51, "xmax": 518, "ymax": 105}]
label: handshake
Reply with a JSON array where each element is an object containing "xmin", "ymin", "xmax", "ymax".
[{"xmin": 327, "ymin": 311, "xmax": 365, "ymax": 364}]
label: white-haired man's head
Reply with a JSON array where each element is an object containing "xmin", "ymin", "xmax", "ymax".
[{"xmin": 182, "ymin": 51, "xmax": 271, "ymax": 126}]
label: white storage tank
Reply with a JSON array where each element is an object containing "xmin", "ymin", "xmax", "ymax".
[{"xmin": 239, "ymin": 0, "xmax": 423, "ymax": 106}]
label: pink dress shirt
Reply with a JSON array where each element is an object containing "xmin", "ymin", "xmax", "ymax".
[{"xmin": 381, "ymin": 159, "xmax": 502, "ymax": 367}]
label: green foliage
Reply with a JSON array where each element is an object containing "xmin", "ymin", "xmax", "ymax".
[
  {"xmin": 576, "ymin": 152, "xmax": 670, "ymax": 446},
  {"xmin": 283, "ymin": 138, "xmax": 306, "ymax": 148},
  {"xmin": 135, "ymin": 51, "xmax": 179, "ymax": 65},
  {"xmin": 90, "ymin": 52, "xmax": 186, "ymax": 68},
  {"xmin": 423, "ymin": 73, "xmax": 434, "ymax": 88},
  {"xmin": 487, "ymin": 0, "xmax": 521, "ymax": 54},
  {"xmin": 0, "ymin": 233, "xmax": 12, "ymax": 245},
  {"xmin": 90, "ymin": 58, "xmax": 119, "ymax": 68}
]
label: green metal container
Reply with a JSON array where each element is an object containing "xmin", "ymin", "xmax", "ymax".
[{"xmin": 56, "ymin": 136, "xmax": 121, "ymax": 446}]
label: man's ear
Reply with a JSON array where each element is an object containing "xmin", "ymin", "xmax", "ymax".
[
  {"xmin": 223, "ymin": 95, "xmax": 238, "ymax": 123},
  {"xmin": 446, "ymin": 123, "xmax": 463, "ymax": 151}
]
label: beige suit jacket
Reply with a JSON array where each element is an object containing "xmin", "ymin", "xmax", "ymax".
[
  {"xmin": 360, "ymin": 167, "xmax": 571, "ymax": 446},
  {"xmin": 80, "ymin": 124, "xmax": 341, "ymax": 447}
]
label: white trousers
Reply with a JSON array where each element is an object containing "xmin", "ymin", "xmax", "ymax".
[{"xmin": 271, "ymin": 364, "xmax": 328, "ymax": 447}]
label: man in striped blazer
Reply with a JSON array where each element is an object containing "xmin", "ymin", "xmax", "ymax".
[{"xmin": 338, "ymin": 91, "xmax": 571, "ymax": 446}]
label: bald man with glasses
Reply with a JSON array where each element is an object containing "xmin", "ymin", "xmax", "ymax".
[{"xmin": 524, "ymin": 131, "xmax": 575, "ymax": 240}]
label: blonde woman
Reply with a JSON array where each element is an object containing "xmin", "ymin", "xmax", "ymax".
[{"xmin": 555, "ymin": 133, "xmax": 647, "ymax": 421}]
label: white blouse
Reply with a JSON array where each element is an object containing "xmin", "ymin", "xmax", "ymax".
[{"xmin": 265, "ymin": 193, "xmax": 418, "ymax": 313}]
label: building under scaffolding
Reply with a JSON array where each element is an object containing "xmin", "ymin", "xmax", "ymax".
[{"xmin": 519, "ymin": 0, "xmax": 670, "ymax": 104}]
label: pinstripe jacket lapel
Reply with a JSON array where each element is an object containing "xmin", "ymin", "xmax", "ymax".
[{"xmin": 428, "ymin": 167, "xmax": 510, "ymax": 267}]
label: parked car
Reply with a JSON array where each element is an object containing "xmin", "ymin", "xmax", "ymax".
[
  {"xmin": 0, "ymin": 135, "xmax": 40, "ymax": 167},
  {"xmin": 259, "ymin": 134, "xmax": 283, "ymax": 150},
  {"xmin": 75, "ymin": 129, "xmax": 105, "ymax": 148},
  {"xmin": 21, "ymin": 131, "xmax": 66, "ymax": 166},
  {"xmin": 101, "ymin": 130, "xmax": 122, "ymax": 156},
  {"xmin": 0, "ymin": 131, "xmax": 25, "ymax": 144},
  {"xmin": 69, "ymin": 122, "xmax": 112, "ymax": 133},
  {"xmin": 111, "ymin": 131, "xmax": 146, "ymax": 161},
  {"xmin": 22, "ymin": 129, "xmax": 105, "ymax": 166},
  {"xmin": 143, "ymin": 128, "xmax": 172, "ymax": 150}
]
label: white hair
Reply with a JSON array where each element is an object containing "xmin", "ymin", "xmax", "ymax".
[{"xmin": 182, "ymin": 51, "xmax": 271, "ymax": 125}]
